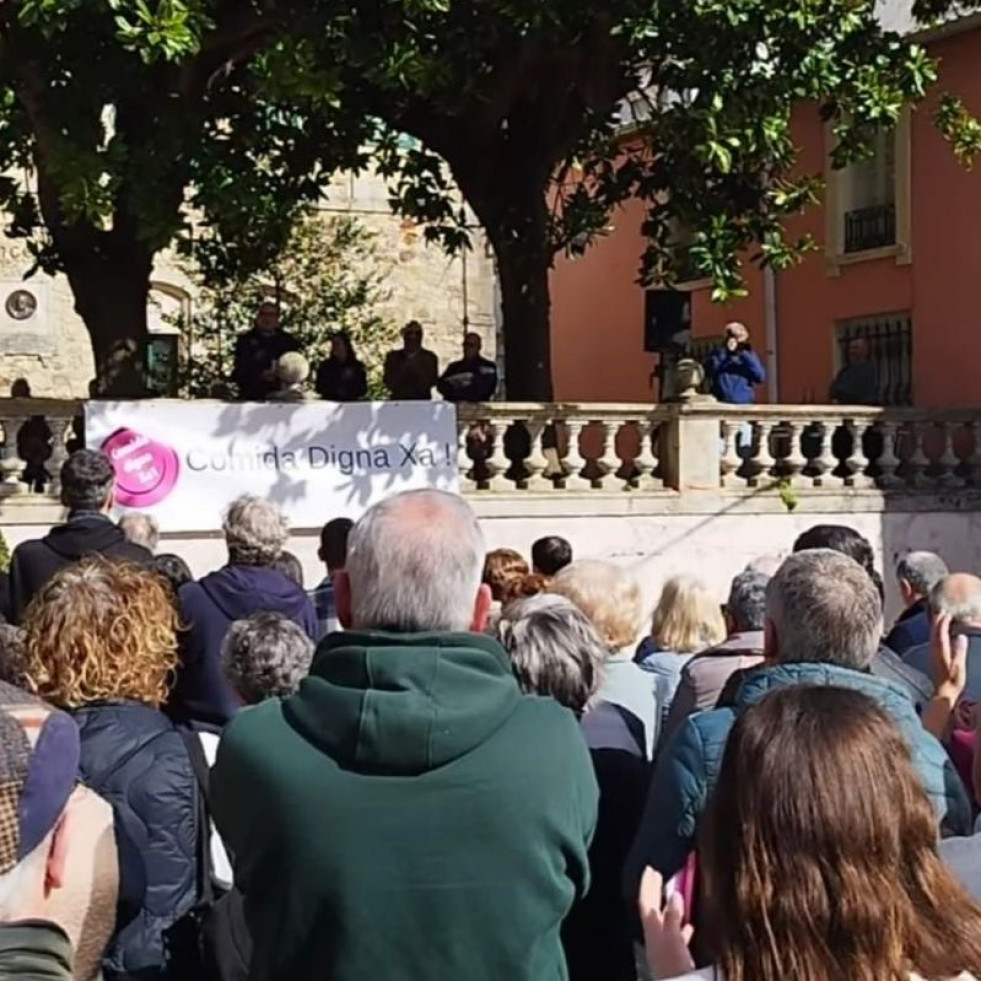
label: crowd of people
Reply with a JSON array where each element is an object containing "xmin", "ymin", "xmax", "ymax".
[
  {"xmin": 231, "ymin": 302, "xmax": 498, "ymax": 404},
  {"xmin": 1, "ymin": 448, "xmax": 981, "ymax": 979}
]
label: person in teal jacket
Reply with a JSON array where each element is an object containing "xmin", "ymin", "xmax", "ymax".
[
  {"xmin": 212, "ymin": 489, "xmax": 598, "ymax": 981},
  {"xmin": 624, "ymin": 550, "xmax": 972, "ymax": 898}
]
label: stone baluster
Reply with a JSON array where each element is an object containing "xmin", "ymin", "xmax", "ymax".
[
  {"xmin": 747, "ymin": 421, "xmax": 775, "ymax": 486},
  {"xmin": 0, "ymin": 417, "xmax": 26, "ymax": 494},
  {"xmin": 876, "ymin": 420, "xmax": 903, "ymax": 489},
  {"xmin": 522, "ymin": 419, "xmax": 552, "ymax": 491},
  {"xmin": 783, "ymin": 420, "xmax": 808, "ymax": 488},
  {"xmin": 634, "ymin": 421, "xmax": 662, "ymax": 490},
  {"xmin": 938, "ymin": 421, "xmax": 966, "ymax": 489},
  {"xmin": 485, "ymin": 418, "xmax": 512, "ymax": 492},
  {"xmin": 46, "ymin": 416, "xmax": 72, "ymax": 498},
  {"xmin": 719, "ymin": 420, "xmax": 741, "ymax": 488},
  {"xmin": 844, "ymin": 419, "xmax": 874, "ymax": 488},
  {"xmin": 906, "ymin": 422, "xmax": 933, "ymax": 489},
  {"xmin": 456, "ymin": 424, "xmax": 476, "ymax": 493},
  {"xmin": 593, "ymin": 420, "xmax": 622, "ymax": 489},
  {"xmin": 562, "ymin": 419, "xmax": 590, "ymax": 491},
  {"xmin": 811, "ymin": 419, "xmax": 842, "ymax": 489}
]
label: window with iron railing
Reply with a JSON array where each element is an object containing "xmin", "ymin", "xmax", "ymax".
[
  {"xmin": 844, "ymin": 203, "xmax": 896, "ymax": 254},
  {"xmin": 835, "ymin": 314, "xmax": 912, "ymax": 407},
  {"xmin": 837, "ymin": 126, "xmax": 897, "ymax": 255}
]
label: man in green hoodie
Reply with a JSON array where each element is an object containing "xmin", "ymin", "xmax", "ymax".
[{"xmin": 212, "ymin": 489, "xmax": 599, "ymax": 981}]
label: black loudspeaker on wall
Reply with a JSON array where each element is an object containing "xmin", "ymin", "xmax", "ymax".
[{"xmin": 644, "ymin": 290, "xmax": 692, "ymax": 352}]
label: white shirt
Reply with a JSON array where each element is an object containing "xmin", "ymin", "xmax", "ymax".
[{"xmin": 199, "ymin": 731, "xmax": 234, "ymax": 890}]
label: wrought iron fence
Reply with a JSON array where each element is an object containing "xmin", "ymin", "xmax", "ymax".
[
  {"xmin": 844, "ymin": 203, "xmax": 896, "ymax": 254},
  {"xmin": 836, "ymin": 313, "xmax": 912, "ymax": 407}
]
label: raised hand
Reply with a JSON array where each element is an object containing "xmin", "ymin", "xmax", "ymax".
[{"xmin": 638, "ymin": 866, "xmax": 696, "ymax": 980}]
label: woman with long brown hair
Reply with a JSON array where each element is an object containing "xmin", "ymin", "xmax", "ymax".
[
  {"xmin": 22, "ymin": 556, "xmax": 199, "ymax": 980},
  {"xmin": 640, "ymin": 685, "xmax": 981, "ymax": 980}
]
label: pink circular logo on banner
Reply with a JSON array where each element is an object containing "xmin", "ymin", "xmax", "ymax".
[{"xmin": 100, "ymin": 428, "xmax": 180, "ymax": 508}]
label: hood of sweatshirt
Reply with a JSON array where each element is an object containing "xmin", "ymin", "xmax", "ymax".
[
  {"xmin": 284, "ymin": 630, "xmax": 522, "ymax": 775},
  {"xmin": 43, "ymin": 513, "xmax": 127, "ymax": 560},
  {"xmin": 198, "ymin": 565, "xmax": 311, "ymax": 622}
]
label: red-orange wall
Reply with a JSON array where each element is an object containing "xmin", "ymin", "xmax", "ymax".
[{"xmin": 550, "ymin": 25, "xmax": 981, "ymax": 407}]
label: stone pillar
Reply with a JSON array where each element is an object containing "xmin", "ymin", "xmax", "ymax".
[{"xmin": 660, "ymin": 405, "xmax": 723, "ymax": 492}]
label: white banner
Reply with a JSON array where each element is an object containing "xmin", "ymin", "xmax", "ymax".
[{"xmin": 85, "ymin": 400, "xmax": 459, "ymax": 532}]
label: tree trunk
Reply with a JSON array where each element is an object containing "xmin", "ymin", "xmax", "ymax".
[
  {"xmin": 64, "ymin": 242, "xmax": 154, "ymax": 398},
  {"xmin": 471, "ymin": 183, "xmax": 554, "ymax": 402},
  {"xmin": 490, "ymin": 226, "xmax": 553, "ymax": 401}
]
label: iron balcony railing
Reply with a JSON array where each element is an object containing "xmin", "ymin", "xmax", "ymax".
[{"xmin": 844, "ymin": 203, "xmax": 897, "ymax": 254}]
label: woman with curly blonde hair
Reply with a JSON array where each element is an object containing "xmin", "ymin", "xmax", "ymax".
[{"xmin": 22, "ymin": 556, "xmax": 200, "ymax": 979}]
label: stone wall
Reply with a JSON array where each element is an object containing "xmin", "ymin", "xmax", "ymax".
[
  {"xmin": 320, "ymin": 171, "xmax": 499, "ymax": 371},
  {"xmin": 0, "ymin": 240, "xmax": 96, "ymax": 397},
  {"xmin": 2, "ymin": 497, "xmax": 974, "ymax": 625},
  {"xmin": 0, "ymin": 169, "xmax": 499, "ymax": 398}
]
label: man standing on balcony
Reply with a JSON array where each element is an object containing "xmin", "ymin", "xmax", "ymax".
[
  {"xmin": 383, "ymin": 321, "xmax": 440, "ymax": 400},
  {"xmin": 830, "ymin": 337, "xmax": 879, "ymax": 405},
  {"xmin": 231, "ymin": 301, "xmax": 301, "ymax": 402},
  {"xmin": 437, "ymin": 333, "xmax": 498, "ymax": 403},
  {"xmin": 704, "ymin": 322, "xmax": 766, "ymax": 405}
]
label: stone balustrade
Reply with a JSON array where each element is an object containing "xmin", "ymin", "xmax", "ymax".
[
  {"xmin": 0, "ymin": 400, "xmax": 979, "ymax": 526},
  {"xmin": 455, "ymin": 403, "xmax": 670, "ymax": 493},
  {"xmin": 694, "ymin": 404, "xmax": 981, "ymax": 493},
  {"xmin": 459, "ymin": 402, "xmax": 981, "ymax": 497}
]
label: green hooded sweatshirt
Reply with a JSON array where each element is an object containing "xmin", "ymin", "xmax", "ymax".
[
  {"xmin": 211, "ymin": 631, "xmax": 598, "ymax": 981},
  {"xmin": 0, "ymin": 922, "xmax": 73, "ymax": 980}
]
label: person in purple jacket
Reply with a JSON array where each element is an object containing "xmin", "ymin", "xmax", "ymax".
[{"xmin": 169, "ymin": 494, "xmax": 317, "ymax": 726}]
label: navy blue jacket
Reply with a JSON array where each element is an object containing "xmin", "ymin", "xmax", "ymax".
[
  {"xmin": 624, "ymin": 662, "xmax": 973, "ymax": 897},
  {"xmin": 171, "ymin": 565, "xmax": 318, "ymax": 726},
  {"xmin": 885, "ymin": 600, "xmax": 932, "ymax": 656},
  {"xmin": 5, "ymin": 513, "xmax": 153, "ymax": 624},
  {"xmin": 704, "ymin": 346, "xmax": 765, "ymax": 404},
  {"xmin": 74, "ymin": 701, "xmax": 198, "ymax": 980},
  {"xmin": 904, "ymin": 626, "xmax": 981, "ymax": 704}
]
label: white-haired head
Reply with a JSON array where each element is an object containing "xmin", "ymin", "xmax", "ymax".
[
  {"xmin": 118, "ymin": 512, "xmax": 160, "ymax": 553},
  {"xmin": 277, "ymin": 352, "xmax": 310, "ymax": 388},
  {"xmin": 336, "ymin": 489, "xmax": 489, "ymax": 632},
  {"xmin": 223, "ymin": 495, "xmax": 290, "ymax": 567}
]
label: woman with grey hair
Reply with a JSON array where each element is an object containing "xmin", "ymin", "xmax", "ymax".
[
  {"xmin": 497, "ymin": 594, "xmax": 651, "ymax": 981},
  {"xmin": 170, "ymin": 494, "xmax": 318, "ymax": 726},
  {"xmin": 221, "ymin": 612, "xmax": 315, "ymax": 704},
  {"xmin": 269, "ymin": 352, "xmax": 315, "ymax": 402}
]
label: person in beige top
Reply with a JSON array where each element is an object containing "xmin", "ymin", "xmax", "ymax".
[{"xmin": 660, "ymin": 568, "xmax": 768, "ymax": 743}]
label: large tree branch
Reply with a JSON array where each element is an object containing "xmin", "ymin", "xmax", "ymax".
[{"xmin": 178, "ymin": 2, "xmax": 283, "ymax": 99}]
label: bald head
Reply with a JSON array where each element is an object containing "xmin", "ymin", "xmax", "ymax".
[
  {"xmin": 336, "ymin": 489, "xmax": 490, "ymax": 633},
  {"xmin": 930, "ymin": 574, "xmax": 981, "ymax": 628}
]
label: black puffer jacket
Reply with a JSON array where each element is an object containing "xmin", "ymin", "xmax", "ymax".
[{"xmin": 74, "ymin": 701, "xmax": 199, "ymax": 980}]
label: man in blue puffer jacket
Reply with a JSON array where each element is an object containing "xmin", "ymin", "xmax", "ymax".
[
  {"xmin": 625, "ymin": 549, "xmax": 972, "ymax": 896},
  {"xmin": 703, "ymin": 322, "xmax": 765, "ymax": 405}
]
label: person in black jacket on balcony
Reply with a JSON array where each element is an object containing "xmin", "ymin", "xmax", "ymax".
[
  {"xmin": 22, "ymin": 556, "xmax": 199, "ymax": 981},
  {"xmin": 5, "ymin": 450, "xmax": 153, "ymax": 624},
  {"xmin": 437, "ymin": 333, "xmax": 498, "ymax": 403},
  {"xmin": 314, "ymin": 332, "xmax": 369, "ymax": 402},
  {"xmin": 231, "ymin": 302, "xmax": 301, "ymax": 402}
]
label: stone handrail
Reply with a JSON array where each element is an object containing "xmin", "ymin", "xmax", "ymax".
[
  {"xmin": 0, "ymin": 399, "xmax": 82, "ymax": 505},
  {"xmin": 456, "ymin": 402, "xmax": 672, "ymax": 493},
  {"xmin": 676, "ymin": 403, "xmax": 981, "ymax": 492},
  {"xmin": 0, "ymin": 399, "xmax": 979, "ymax": 517}
]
